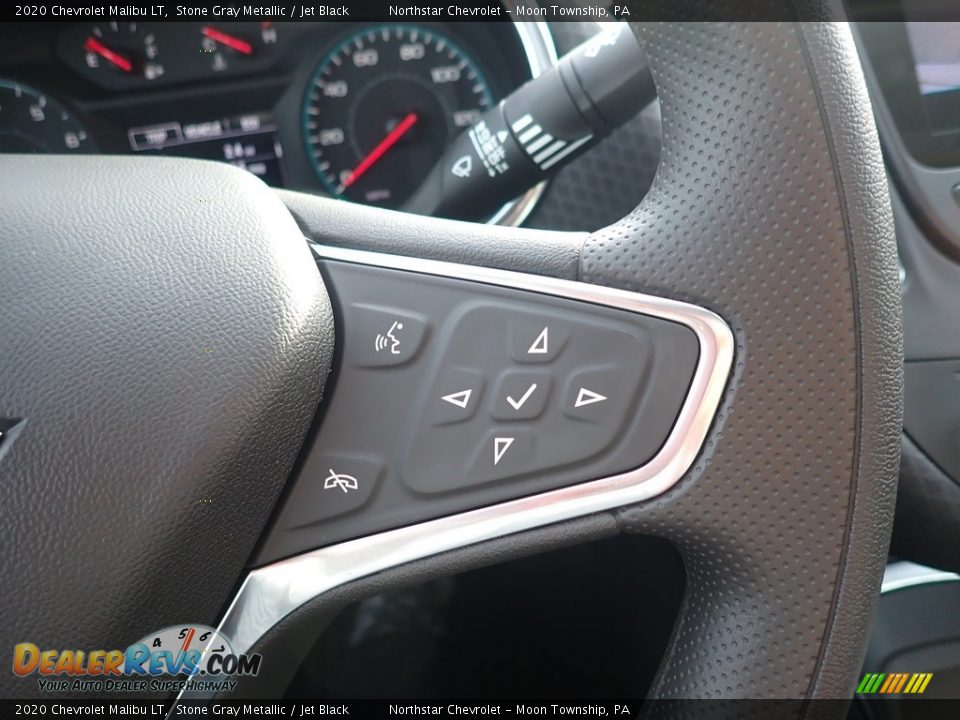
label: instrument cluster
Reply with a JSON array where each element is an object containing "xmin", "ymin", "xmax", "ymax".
[{"xmin": 0, "ymin": 21, "xmax": 546, "ymax": 219}]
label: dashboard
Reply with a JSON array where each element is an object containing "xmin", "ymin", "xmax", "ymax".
[{"xmin": 0, "ymin": 21, "xmax": 548, "ymax": 220}]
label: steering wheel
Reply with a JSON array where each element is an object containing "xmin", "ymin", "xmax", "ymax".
[{"xmin": 0, "ymin": 14, "xmax": 902, "ymax": 706}]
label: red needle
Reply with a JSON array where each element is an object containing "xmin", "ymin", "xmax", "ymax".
[
  {"xmin": 201, "ymin": 26, "xmax": 253, "ymax": 55},
  {"xmin": 342, "ymin": 112, "xmax": 419, "ymax": 189},
  {"xmin": 83, "ymin": 37, "xmax": 133, "ymax": 73},
  {"xmin": 180, "ymin": 627, "xmax": 195, "ymax": 653}
]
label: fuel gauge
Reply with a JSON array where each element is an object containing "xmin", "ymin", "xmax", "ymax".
[
  {"xmin": 59, "ymin": 22, "xmax": 165, "ymax": 89},
  {"xmin": 84, "ymin": 22, "xmax": 163, "ymax": 81}
]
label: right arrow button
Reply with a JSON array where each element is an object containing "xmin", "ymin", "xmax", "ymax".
[
  {"xmin": 563, "ymin": 364, "xmax": 641, "ymax": 427},
  {"xmin": 574, "ymin": 387, "xmax": 607, "ymax": 408}
]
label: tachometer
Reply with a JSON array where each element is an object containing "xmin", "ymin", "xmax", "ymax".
[
  {"xmin": 0, "ymin": 81, "xmax": 93, "ymax": 154},
  {"xmin": 302, "ymin": 24, "xmax": 494, "ymax": 209}
]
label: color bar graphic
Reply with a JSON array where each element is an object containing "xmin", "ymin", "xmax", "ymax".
[{"xmin": 857, "ymin": 672, "xmax": 933, "ymax": 695}]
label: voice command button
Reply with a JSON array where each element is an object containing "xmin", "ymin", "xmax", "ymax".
[{"xmin": 350, "ymin": 304, "xmax": 429, "ymax": 368}]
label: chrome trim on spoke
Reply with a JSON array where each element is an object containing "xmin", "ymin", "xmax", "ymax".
[
  {"xmin": 179, "ymin": 245, "xmax": 733, "ymax": 699},
  {"xmin": 881, "ymin": 561, "xmax": 960, "ymax": 595}
]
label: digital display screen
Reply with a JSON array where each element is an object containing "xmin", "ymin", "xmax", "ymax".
[
  {"xmin": 128, "ymin": 112, "xmax": 285, "ymax": 186},
  {"xmin": 906, "ymin": 22, "xmax": 960, "ymax": 95},
  {"xmin": 854, "ymin": 13, "xmax": 960, "ymax": 166}
]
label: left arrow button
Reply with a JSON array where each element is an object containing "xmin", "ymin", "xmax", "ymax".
[
  {"xmin": 441, "ymin": 389, "xmax": 473, "ymax": 409},
  {"xmin": 430, "ymin": 368, "xmax": 485, "ymax": 426}
]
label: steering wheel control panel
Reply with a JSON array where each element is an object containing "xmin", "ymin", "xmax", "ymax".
[
  {"xmin": 402, "ymin": 302, "xmax": 692, "ymax": 495},
  {"xmin": 255, "ymin": 250, "xmax": 705, "ymax": 564}
]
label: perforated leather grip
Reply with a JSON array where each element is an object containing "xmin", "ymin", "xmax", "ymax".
[{"xmin": 581, "ymin": 19, "xmax": 902, "ymax": 701}]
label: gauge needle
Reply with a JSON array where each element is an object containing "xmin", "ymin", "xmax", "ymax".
[
  {"xmin": 83, "ymin": 37, "xmax": 133, "ymax": 73},
  {"xmin": 342, "ymin": 112, "xmax": 419, "ymax": 190},
  {"xmin": 201, "ymin": 26, "xmax": 253, "ymax": 55},
  {"xmin": 181, "ymin": 627, "xmax": 195, "ymax": 653}
]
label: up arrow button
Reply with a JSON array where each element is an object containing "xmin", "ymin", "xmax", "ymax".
[
  {"xmin": 510, "ymin": 318, "xmax": 568, "ymax": 363},
  {"xmin": 527, "ymin": 327, "xmax": 549, "ymax": 355}
]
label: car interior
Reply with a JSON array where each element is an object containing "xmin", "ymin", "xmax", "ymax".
[{"xmin": 2, "ymin": 1, "xmax": 959, "ymax": 714}]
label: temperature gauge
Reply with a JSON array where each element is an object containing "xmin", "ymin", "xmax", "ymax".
[{"xmin": 199, "ymin": 23, "xmax": 279, "ymax": 74}]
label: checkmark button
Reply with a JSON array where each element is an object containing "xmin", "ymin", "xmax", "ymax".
[
  {"xmin": 506, "ymin": 382, "xmax": 538, "ymax": 410},
  {"xmin": 492, "ymin": 371, "xmax": 551, "ymax": 420}
]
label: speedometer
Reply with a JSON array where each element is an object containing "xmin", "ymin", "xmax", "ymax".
[{"xmin": 302, "ymin": 24, "xmax": 494, "ymax": 209}]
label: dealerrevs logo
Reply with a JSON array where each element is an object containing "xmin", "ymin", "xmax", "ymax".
[{"xmin": 12, "ymin": 624, "xmax": 261, "ymax": 693}]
